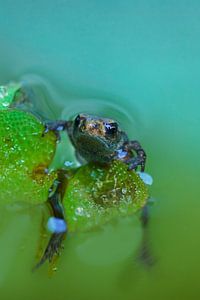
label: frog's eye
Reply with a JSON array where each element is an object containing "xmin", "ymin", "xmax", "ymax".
[
  {"xmin": 105, "ymin": 122, "xmax": 118, "ymax": 136},
  {"xmin": 74, "ymin": 115, "xmax": 81, "ymax": 127}
]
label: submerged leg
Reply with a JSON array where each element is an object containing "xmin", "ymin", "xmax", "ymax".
[
  {"xmin": 126, "ymin": 140, "xmax": 146, "ymax": 172},
  {"xmin": 33, "ymin": 171, "xmax": 68, "ymax": 270},
  {"xmin": 137, "ymin": 204, "xmax": 155, "ymax": 267}
]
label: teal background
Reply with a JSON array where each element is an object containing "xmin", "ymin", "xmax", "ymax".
[{"xmin": 0, "ymin": 1, "xmax": 200, "ymax": 299}]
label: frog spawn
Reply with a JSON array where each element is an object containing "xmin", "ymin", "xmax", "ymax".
[
  {"xmin": 0, "ymin": 109, "xmax": 57, "ymax": 205},
  {"xmin": 64, "ymin": 160, "xmax": 148, "ymax": 232}
]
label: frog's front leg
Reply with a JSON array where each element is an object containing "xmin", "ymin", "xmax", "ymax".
[
  {"xmin": 125, "ymin": 140, "xmax": 147, "ymax": 172},
  {"xmin": 43, "ymin": 120, "xmax": 72, "ymax": 141},
  {"xmin": 33, "ymin": 171, "xmax": 68, "ymax": 270}
]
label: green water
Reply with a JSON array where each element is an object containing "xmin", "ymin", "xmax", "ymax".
[{"xmin": 0, "ymin": 1, "xmax": 200, "ymax": 299}]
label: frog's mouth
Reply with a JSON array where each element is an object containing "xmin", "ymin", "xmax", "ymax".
[{"xmin": 76, "ymin": 133, "xmax": 111, "ymax": 152}]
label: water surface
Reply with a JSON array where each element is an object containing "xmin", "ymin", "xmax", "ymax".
[{"xmin": 0, "ymin": 1, "xmax": 200, "ymax": 299}]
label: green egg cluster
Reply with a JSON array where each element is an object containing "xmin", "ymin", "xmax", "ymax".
[
  {"xmin": 0, "ymin": 109, "xmax": 57, "ymax": 205},
  {"xmin": 64, "ymin": 160, "xmax": 148, "ymax": 232}
]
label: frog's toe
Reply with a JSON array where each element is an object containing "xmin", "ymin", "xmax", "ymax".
[
  {"xmin": 33, "ymin": 232, "xmax": 66, "ymax": 271},
  {"xmin": 128, "ymin": 156, "xmax": 145, "ymax": 172},
  {"xmin": 136, "ymin": 244, "xmax": 156, "ymax": 268},
  {"xmin": 42, "ymin": 120, "xmax": 68, "ymax": 141}
]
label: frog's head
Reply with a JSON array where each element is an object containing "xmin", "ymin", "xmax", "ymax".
[{"xmin": 71, "ymin": 113, "xmax": 122, "ymax": 149}]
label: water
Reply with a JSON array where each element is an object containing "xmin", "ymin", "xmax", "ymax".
[{"xmin": 0, "ymin": 1, "xmax": 200, "ymax": 299}]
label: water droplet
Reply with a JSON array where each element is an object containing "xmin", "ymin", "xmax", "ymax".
[
  {"xmin": 2, "ymin": 101, "xmax": 10, "ymax": 107},
  {"xmin": 122, "ymin": 188, "xmax": 127, "ymax": 194},
  {"xmin": 75, "ymin": 207, "xmax": 84, "ymax": 216},
  {"xmin": 137, "ymin": 172, "xmax": 153, "ymax": 185},
  {"xmin": 117, "ymin": 149, "xmax": 127, "ymax": 159},
  {"xmin": 47, "ymin": 217, "xmax": 67, "ymax": 233},
  {"xmin": 64, "ymin": 161, "xmax": 74, "ymax": 167}
]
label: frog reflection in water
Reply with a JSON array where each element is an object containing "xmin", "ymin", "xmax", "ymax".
[{"xmin": 39, "ymin": 114, "xmax": 147, "ymax": 267}]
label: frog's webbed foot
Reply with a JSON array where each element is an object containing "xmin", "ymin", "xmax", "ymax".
[
  {"xmin": 42, "ymin": 120, "xmax": 72, "ymax": 141},
  {"xmin": 33, "ymin": 231, "xmax": 66, "ymax": 271},
  {"xmin": 126, "ymin": 140, "xmax": 146, "ymax": 172}
]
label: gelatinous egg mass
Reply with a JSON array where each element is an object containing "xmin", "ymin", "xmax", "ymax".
[
  {"xmin": 0, "ymin": 109, "xmax": 57, "ymax": 204},
  {"xmin": 64, "ymin": 160, "xmax": 149, "ymax": 232}
]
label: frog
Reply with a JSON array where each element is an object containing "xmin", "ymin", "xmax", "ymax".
[
  {"xmin": 39, "ymin": 116, "xmax": 147, "ymax": 267},
  {"xmin": 0, "ymin": 82, "xmax": 149, "ymax": 269},
  {"xmin": 65, "ymin": 113, "xmax": 146, "ymax": 170}
]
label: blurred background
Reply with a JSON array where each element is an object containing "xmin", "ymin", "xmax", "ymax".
[{"xmin": 0, "ymin": 1, "xmax": 200, "ymax": 299}]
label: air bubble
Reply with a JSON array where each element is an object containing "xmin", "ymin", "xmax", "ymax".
[
  {"xmin": 64, "ymin": 161, "xmax": 74, "ymax": 167},
  {"xmin": 47, "ymin": 217, "xmax": 67, "ymax": 233},
  {"xmin": 122, "ymin": 188, "xmax": 127, "ymax": 194},
  {"xmin": 137, "ymin": 172, "xmax": 153, "ymax": 185}
]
